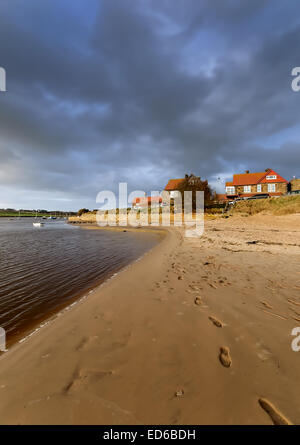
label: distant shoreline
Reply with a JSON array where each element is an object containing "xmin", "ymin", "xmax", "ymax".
[{"xmin": 0, "ymin": 215, "xmax": 70, "ymax": 218}]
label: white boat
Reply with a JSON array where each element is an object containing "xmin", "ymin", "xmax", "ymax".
[
  {"xmin": 33, "ymin": 210, "xmax": 45, "ymax": 227},
  {"xmin": 33, "ymin": 222, "xmax": 44, "ymax": 228}
]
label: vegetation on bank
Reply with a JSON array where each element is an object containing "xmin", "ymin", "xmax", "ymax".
[
  {"xmin": 70, "ymin": 207, "xmax": 225, "ymax": 225},
  {"xmin": 73, "ymin": 195, "xmax": 300, "ymax": 223},
  {"xmin": 77, "ymin": 208, "xmax": 90, "ymax": 216},
  {"xmin": 230, "ymin": 195, "xmax": 300, "ymax": 216},
  {"xmin": 0, "ymin": 210, "xmax": 76, "ymax": 217},
  {"xmin": 0, "ymin": 211, "xmax": 48, "ymax": 217}
]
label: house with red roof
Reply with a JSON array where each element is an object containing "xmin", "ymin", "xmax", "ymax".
[
  {"xmin": 164, "ymin": 178, "xmax": 185, "ymax": 198},
  {"xmin": 164, "ymin": 174, "xmax": 201, "ymax": 198},
  {"xmin": 132, "ymin": 196, "xmax": 162, "ymax": 209},
  {"xmin": 225, "ymin": 169, "xmax": 288, "ymax": 199}
]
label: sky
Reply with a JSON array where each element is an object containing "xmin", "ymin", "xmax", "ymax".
[{"xmin": 0, "ymin": 0, "xmax": 300, "ymax": 211}]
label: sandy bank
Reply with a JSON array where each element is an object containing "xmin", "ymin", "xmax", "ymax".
[{"xmin": 0, "ymin": 215, "xmax": 299, "ymax": 424}]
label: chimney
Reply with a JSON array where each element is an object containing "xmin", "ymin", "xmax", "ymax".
[
  {"xmin": 245, "ymin": 170, "xmax": 250, "ymax": 174},
  {"xmin": 265, "ymin": 168, "xmax": 271, "ymax": 172}
]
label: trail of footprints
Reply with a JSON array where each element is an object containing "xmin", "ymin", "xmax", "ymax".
[
  {"xmin": 35, "ymin": 248, "xmax": 294, "ymax": 424},
  {"xmin": 170, "ymin": 256, "xmax": 231, "ymax": 372},
  {"xmin": 167, "ymin": 252, "xmax": 293, "ymax": 424}
]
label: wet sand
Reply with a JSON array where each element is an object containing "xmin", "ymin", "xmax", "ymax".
[{"xmin": 0, "ymin": 214, "xmax": 299, "ymax": 424}]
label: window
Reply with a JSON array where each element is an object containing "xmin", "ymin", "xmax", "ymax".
[
  {"xmin": 226, "ymin": 186, "xmax": 235, "ymax": 195},
  {"xmin": 244, "ymin": 185, "xmax": 251, "ymax": 193},
  {"xmin": 266, "ymin": 175, "xmax": 277, "ymax": 180},
  {"xmin": 257, "ymin": 184, "xmax": 262, "ymax": 192},
  {"xmin": 268, "ymin": 183, "xmax": 276, "ymax": 192}
]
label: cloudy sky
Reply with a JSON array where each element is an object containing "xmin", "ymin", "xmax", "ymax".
[{"xmin": 0, "ymin": 0, "xmax": 300, "ymax": 211}]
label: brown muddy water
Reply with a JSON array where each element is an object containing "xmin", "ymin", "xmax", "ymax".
[{"xmin": 0, "ymin": 218, "xmax": 161, "ymax": 346}]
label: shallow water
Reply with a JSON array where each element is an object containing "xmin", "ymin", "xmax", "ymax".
[{"xmin": 0, "ymin": 218, "xmax": 160, "ymax": 344}]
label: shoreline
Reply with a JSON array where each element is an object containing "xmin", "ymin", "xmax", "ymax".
[
  {"xmin": 3, "ymin": 224, "xmax": 166, "ymax": 350},
  {"xmin": 0, "ymin": 215, "xmax": 299, "ymax": 424},
  {"xmin": 0, "ymin": 224, "xmax": 177, "ymax": 424}
]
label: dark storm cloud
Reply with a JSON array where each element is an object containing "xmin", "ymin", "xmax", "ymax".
[{"xmin": 0, "ymin": 0, "xmax": 299, "ymax": 210}]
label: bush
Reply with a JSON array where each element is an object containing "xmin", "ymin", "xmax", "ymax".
[{"xmin": 77, "ymin": 208, "xmax": 90, "ymax": 216}]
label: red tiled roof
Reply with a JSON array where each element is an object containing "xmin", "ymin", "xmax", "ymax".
[
  {"xmin": 232, "ymin": 172, "xmax": 266, "ymax": 185},
  {"xmin": 228, "ymin": 169, "xmax": 288, "ymax": 186},
  {"xmin": 260, "ymin": 170, "xmax": 288, "ymax": 184},
  {"xmin": 165, "ymin": 178, "xmax": 185, "ymax": 191},
  {"xmin": 132, "ymin": 196, "xmax": 162, "ymax": 205}
]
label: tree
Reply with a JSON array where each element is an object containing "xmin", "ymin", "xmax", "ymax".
[
  {"xmin": 176, "ymin": 174, "xmax": 214, "ymax": 211},
  {"xmin": 77, "ymin": 208, "xmax": 90, "ymax": 216}
]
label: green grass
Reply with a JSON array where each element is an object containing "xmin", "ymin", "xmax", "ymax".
[
  {"xmin": 0, "ymin": 212, "xmax": 53, "ymax": 217},
  {"xmin": 230, "ymin": 195, "xmax": 300, "ymax": 216}
]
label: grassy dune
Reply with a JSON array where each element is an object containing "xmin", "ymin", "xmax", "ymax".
[
  {"xmin": 69, "ymin": 195, "xmax": 300, "ymax": 223},
  {"xmin": 231, "ymin": 195, "xmax": 300, "ymax": 216}
]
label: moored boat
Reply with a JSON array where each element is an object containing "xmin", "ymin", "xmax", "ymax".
[{"xmin": 33, "ymin": 222, "xmax": 44, "ymax": 228}]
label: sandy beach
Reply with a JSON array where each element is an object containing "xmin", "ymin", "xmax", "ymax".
[{"xmin": 0, "ymin": 214, "xmax": 299, "ymax": 425}]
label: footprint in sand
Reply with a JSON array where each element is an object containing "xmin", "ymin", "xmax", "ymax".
[
  {"xmin": 194, "ymin": 296, "xmax": 202, "ymax": 306},
  {"xmin": 219, "ymin": 346, "xmax": 232, "ymax": 368},
  {"xmin": 209, "ymin": 316, "xmax": 223, "ymax": 327},
  {"xmin": 175, "ymin": 389, "xmax": 184, "ymax": 398},
  {"xmin": 261, "ymin": 301, "xmax": 273, "ymax": 310},
  {"xmin": 76, "ymin": 336, "xmax": 99, "ymax": 352},
  {"xmin": 64, "ymin": 368, "xmax": 114, "ymax": 393},
  {"xmin": 258, "ymin": 398, "xmax": 292, "ymax": 425},
  {"xmin": 209, "ymin": 283, "xmax": 218, "ymax": 289},
  {"xmin": 189, "ymin": 284, "xmax": 201, "ymax": 292}
]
